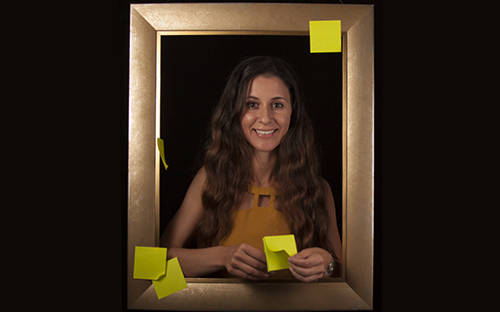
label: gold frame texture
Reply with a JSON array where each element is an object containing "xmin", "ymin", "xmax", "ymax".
[{"xmin": 128, "ymin": 3, "xmax": 374, "ymax": 310}]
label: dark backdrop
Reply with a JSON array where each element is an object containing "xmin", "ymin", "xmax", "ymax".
[{"xmin": 159, "ymin": 35, "xmax": 343, "ymax": 240}]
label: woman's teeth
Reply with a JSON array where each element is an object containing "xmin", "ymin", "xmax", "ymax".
[{"xmin": 255, "ymin": 129, "xmax": 275, "ymax": 135}]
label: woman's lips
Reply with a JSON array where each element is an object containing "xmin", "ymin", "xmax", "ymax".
[{"xmin": 254, "ymin": 129, "xmax": 277, "ymax": 138}]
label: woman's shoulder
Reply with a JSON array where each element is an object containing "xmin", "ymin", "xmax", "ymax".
[
  {"xmin": 320, "ymin": 178, "xmax": 334, "ymax": 199},
  {"xmin": 192, "ymin": 166, "xmax": 207, "ymax": 187},
  {"xmin": 179, "ymin": 167, "xmax": 206, "ymax": 212},
  {"xmin": 197, "ymin": 166, "xmax": 207, "ymax": 179},
  {"xmin": 321, "ymin": 177, "xmax": 331, "ymax": 189}
]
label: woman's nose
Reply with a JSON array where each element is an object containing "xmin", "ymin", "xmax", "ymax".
[{"xmin": 258, "ymin": 106, "xmax": 272, "ymax": 124}]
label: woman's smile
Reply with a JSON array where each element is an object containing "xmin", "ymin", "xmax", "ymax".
[
  {"xmin": 254, "ymin": 129, "xmax": 278, "ymax": 137},
  {"xmin": 241, "ymin": 75, "xmax": 292, "ymax": 153}
]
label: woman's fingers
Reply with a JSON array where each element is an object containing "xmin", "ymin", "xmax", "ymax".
[
  {"xmin": 238, "ymin": 243, "xmax": 268, "ymax": 268},
  {"xmin": 289, "ymin": 266, "xmax": 323, "ymax": 283},
  {"xmin": 229, "ymin": 260, "xmax": 269, "ymax": 280},
  {"xmin": 288, "ymin": 248, "xmax": 329, "ymax": 283},
  {"xmin": 225, "ymin": 244, "xmax": 269, "ymax": 280},
  {"xmin": 288, "ymin": 259, "xmax": 323, "ymax": 281},
  {"xmin": 288, "ymin": 257, "xmax": 323, "ymax": 282}
]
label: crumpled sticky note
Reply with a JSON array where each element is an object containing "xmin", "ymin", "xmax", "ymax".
[
  {"xmin": 309, "ymin": 20, "xmax": 342, "ymax": 53},
  {"xmin": 133, "ymin": 246, "xmax": 167, "ymax": 280},
  {"xmin": 152, "ymin": 257, "xmax": 187, "ymax": 299},
  {"xmin": 263, "ymin": 234, "xmax": 298, "ymax": 272},
  {"xmin": 133, "ymin": 246, "xmax": 187, "ymax": 299},
  {"xmin": 157, "ymin": 138, "xmax": 169, "ymax": 170}
]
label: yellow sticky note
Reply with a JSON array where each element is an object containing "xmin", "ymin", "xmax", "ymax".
[
  {"xmin": 157, "ymin": 138, "xmax": 169, "ymax": 170},
  {"xmin": 263, "ymin": 234, "xmax": 298, "ymax": 272},
  {"xmin": 152, "ymin": 257, "xmax": 187, "ymax": 299},
  {"xmin": 309, "ymin": 20, "xmax": 342, "ymax": 53},
  {"xmin": 133, "ymin": 246, "xmax": 167, "ymax": 280}
]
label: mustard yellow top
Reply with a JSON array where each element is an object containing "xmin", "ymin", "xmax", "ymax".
[{"xmin": 219, "ymin": 185, "xmax": 293, "ymax": 278}]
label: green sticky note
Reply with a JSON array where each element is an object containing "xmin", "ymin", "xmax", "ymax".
[
  {"xmin": 152, "ymin": 257, "xmax": 187, "ymax": 299},
  {"xmin": 133, "ymin": 246, "xmax": 167, "ymax": 280},
  {"xmin": 263, "ymin": 234, "xmax": 298, "ymax": 272},
  {"xmin": 157, "ymin": 138, "xmax": 169, "ymax": 170},
  {"xmin": 309, "ymin": 20, "xmax": 342, "ymax": 53}
]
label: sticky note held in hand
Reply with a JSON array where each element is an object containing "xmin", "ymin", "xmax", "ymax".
[
  {"xmin": 309, "ymin": 20, "xmax": 342, "ymax": 53},
  {"xmin": 133, "ymin": 246, "xmax": 167, "ymax": 280},
  {"xmin": 263, "ymin": 234, "xmax": 298, "ymax": 272}
]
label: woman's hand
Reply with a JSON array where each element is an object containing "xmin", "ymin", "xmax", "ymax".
[
  {"xmin": 223, "ymin": 244, "xmax": 270, "ymax": 280},
  {"xmin": 288, "ymin": 247, "xmax": 331, "ymax": 282}
]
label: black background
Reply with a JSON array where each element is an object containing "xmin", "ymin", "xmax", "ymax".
[{"xmin": 37, "ymin": 0, "xmax": 477, "ymax": 311}]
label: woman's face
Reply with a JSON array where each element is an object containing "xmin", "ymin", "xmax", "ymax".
[{"xmin": 240, "ymin": 75, "xmax": 292, "ymax": 154}]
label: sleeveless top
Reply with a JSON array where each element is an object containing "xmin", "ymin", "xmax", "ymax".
[{"xmin": 219, "ymin": 185, "xmax": 293, "ymax": 278}]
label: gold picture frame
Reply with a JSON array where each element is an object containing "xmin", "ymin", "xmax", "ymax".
[{"xmin": 128, "ymin": 3, "xmax": 374, "ymax": 310}]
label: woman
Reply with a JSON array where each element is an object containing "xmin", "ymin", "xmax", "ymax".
[{"xmin": 160, "ymin": 56, "xmax": 342, "ymax": 282}]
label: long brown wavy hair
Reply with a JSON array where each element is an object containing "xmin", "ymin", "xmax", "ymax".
[{"xmin": 197, "ymin": 56, "xmax": 334, "ymax": 255}]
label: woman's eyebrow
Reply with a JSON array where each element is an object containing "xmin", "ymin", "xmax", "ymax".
[
  {"xmin": 270, "ymin": 96, "xmax": 289, "ymax": 102},
  {"xmin": 246, "ymin": 95, "xmax": 289, "ymax": 102}
]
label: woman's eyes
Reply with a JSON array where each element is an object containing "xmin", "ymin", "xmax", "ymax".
[{"xmin": 246, "ymin": 102, "xmax": 284, "ymax": 108}]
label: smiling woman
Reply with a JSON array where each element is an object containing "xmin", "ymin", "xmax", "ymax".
[
  {"xmin": 160, "ymin": 56, "xmax": 342, "ymax": 282},
  {"xmin": 241, "ymin": 75, "xmax": 292, "ymax": 153}
]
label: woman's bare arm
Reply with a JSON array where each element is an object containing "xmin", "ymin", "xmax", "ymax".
[
  {"xmin": 160, "ymin": 168, "xmax": 223, "ymax": 276},
  {"xmin": 324, "ymin": 179, "xmax": 342, "ymax": 275}
]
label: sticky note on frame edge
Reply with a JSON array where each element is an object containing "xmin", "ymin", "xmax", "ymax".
[
  {"xmin": 157, "ymin": 138, "xmax": 169, "ymax": 170},
  {"xmin": 152, "ymin": 257, "xmax": 188, "ymax": 299},
  {"xmin": 133, "ymin": 246, "xmax": 168, "ymax": 280},
  {"xmin": 309, "ymin": 20, "xmax": 342, "ymax": 53}
]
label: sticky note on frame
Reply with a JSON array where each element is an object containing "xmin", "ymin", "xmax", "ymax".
[
  {"xmin": 133, "ymin": 246, "xmax": 168, "ymax": 280},
  {"xmin": 152, "ymin": 257, "xmax": 188, "ymax": 299},
  {"xmin": 263, "ymin": 234, "xmax": 298, "ymax": 272},
  {"xmin": 309, "ymin": 20, "xmax": 342, "ymax": 53},
  {"xmin": 133, "ymin": 247, "xmax": 187, "ymax": 299},
  {"xmin": 157, "ymin": 138, "xmax": 169, "ymax": 170}
]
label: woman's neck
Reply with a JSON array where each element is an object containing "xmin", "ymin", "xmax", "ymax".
[{"xmin": 251, "ymin": 151, "xmax": 277, "ymax": 187}]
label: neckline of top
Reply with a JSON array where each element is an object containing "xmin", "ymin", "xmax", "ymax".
[{"xmin": 248, "ymin": 185, "xmax": 279, "ymax": 195}]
